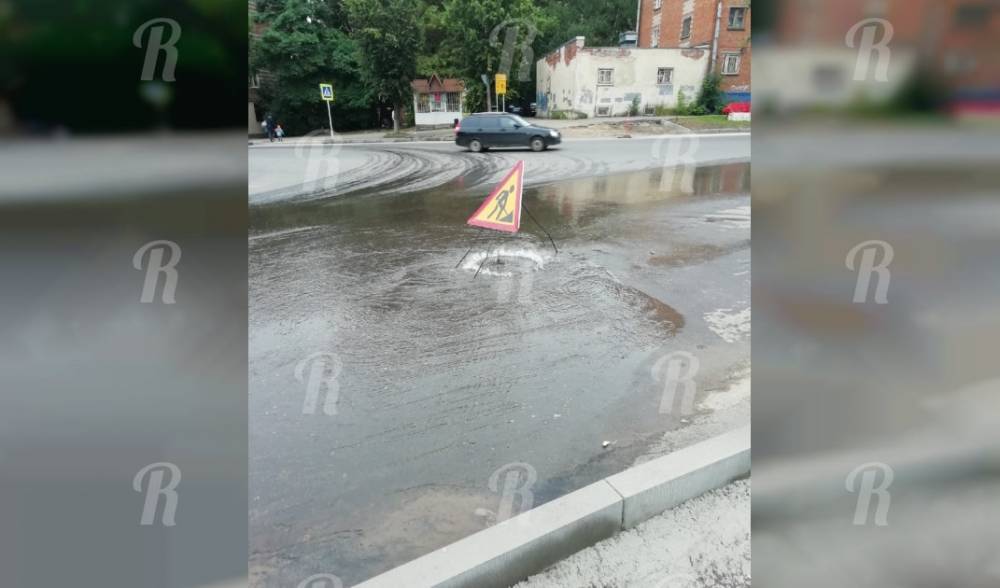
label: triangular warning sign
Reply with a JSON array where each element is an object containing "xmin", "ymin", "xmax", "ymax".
[{"xmin": 467, "ymin": 160, "xmax": 524, "ymax": 233}]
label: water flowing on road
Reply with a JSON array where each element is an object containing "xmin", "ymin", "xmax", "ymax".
[{"xmin": 249, "ymin": 154, "xmax": 750, "ymax": 586}]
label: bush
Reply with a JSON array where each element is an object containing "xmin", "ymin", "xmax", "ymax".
[
  {"xmin": 673, "ymin": 90, "xmax": 702, "ymax": 115},
  {"xmin": 654, "ymin": 104, "xmax": 672, "ymax": 116},
  {"xmin": 674, "ymin": 90, "xmax": 688, "ymax": 115},
  {"xmin": 669, "ymin": 74, "xmax": 724, "ymax": 116},
  {"xmin": 628, "ymin": 95, "xmax": 640, "ymax": 116},
  {"xmin": 888, "ymin": 66, "xmax": 947, "ymax": 113},
  {"xmin": 696, "ymin": 72, "xmax": 724, "ymax": 114},
  {"xmin": 550, "ymin": 110, "xmax": 587, "ymax": 120}
]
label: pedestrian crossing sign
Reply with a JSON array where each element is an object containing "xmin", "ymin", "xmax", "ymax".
[
  {"xmin": 467, "ymin": 160, "xmax": 524, "ymax": 233},
  {"xmin": 319, "ymin": 83, "xmax": 334, "ymax": 102}
]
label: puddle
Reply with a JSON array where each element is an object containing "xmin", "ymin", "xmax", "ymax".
[{"xmin": 249, "ymin": 162, "xmax": 750, "ymax": 586}]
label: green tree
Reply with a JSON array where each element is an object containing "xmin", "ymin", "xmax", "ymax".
[
  {"xmin": 2, "ymin": 0, "xmax": 246, "ymax": 132},
  {"xmin": 696, "ymin": 72, "xmax": 724, "ymax": 114},
  {"xmin": 344, "ymin": 0, "xmax": 422, "ymax": 132},
  {"xmin": 251, "ymin": 0, "xmax": 644, "ymax": 131},
  {"xmin": 534, "ymin": 0, "xmax": 636, "ymax": 50},
  {"xmin": 253, "ymin": 0, "xmax": 371, "ymax": 133},
  {"xmin": 437, "ymin": 0, "xmax": 541, "ymax": 111},
  {"xmin": 430, "ymin": 0, "xmax": 635, "ymax": 112},
  {"xmin": 415, "ymin": 1, "xmax": 462, "ymax": 78}
]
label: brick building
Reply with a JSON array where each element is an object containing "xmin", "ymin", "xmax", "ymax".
[
  {"xmin": 636, "ymin": 0, "xmax": 751, "ymax": 101},
  {"xmin": 536, "ymin": 37, "xmax": 711, "ymax": 118},
  {"xmin": 774, "ymin": 0, "xmax": 1000, "ymax": 109}
]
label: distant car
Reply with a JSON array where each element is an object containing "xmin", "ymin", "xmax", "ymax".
[
  {"xmin": 455, "ymin": 113, "xmax": 561, "ymax": 153},
  {"xmin": 526, "ymin": 102, "xmax": 537, "ymax": 117},
  {"xmin": 504, "ymin": 104, "xmax": 524, "ymax": 115}
]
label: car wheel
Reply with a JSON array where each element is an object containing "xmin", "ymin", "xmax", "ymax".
[
  {"xmin": 469, "ymin": 139, "xmax": 483, "ymax": 153},
  {"xmin": 530, "ymin": 137, "xmax": 545, "ymax": 152}
]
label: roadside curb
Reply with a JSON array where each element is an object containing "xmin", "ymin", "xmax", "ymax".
[
  {"xmin": 247, "ymin": 132, "xmax": 751, "ymax": 148},
  {"xmin": 248, "ymin": 136, "xmax": 453, "ymax": 147},
  {"xmin": 354, "ymin": 426, "xmax": 750, "ymax": 588},
  {"xmin": 674, "ymin": 127, "xmax": 752, "ymax": 134}
]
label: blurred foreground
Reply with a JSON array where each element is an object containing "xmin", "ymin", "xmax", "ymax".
[
  {"xmin": 1, "ymin": 132, "xmax": 248, "ymax": 588},
  {"xmin": 753, "ymin": 1, "xmax": 1000, "ymax": 583}
]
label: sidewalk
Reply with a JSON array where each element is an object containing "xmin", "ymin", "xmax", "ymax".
[
  {"xmin": 248, "ymin": 115, "xmax": 749, "ymax": 146},
  {"xmin": 517, "ymin": 480, "xmax": 750, "ymax": 588}
]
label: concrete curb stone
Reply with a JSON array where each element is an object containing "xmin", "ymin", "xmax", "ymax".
[{"xmin": 354, "ymin": 426, "xmax": 750, "ymax": 588}]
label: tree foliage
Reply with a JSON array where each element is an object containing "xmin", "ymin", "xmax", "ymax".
[
  {"xmin": 696, "ymin": 72, "xmax": 724, "ymax": 114},
  {"xmin": 4, "ymin": 0, "xmax": 246, "ymax": 132},
  {"xmin": 253, "ymin": 0, "xmax": 370, "ymax": 133},
  {"xmin": 344, "ymin": 0, "xmax": 422, "ymax": 131},
  {"xmin": 254, "ymin": 0, "xmax": 640, "ymax": 130}
]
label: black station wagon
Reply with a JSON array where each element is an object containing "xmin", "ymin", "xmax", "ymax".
[{"xmin": 455, "ymin": 113, "xmax": 561, "ymax": 153}]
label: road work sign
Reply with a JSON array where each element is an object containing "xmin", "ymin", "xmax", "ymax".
[
  {"xmin": 319, "ymin": 83, "xmax": 334, "ymax": 101},
  {"xmin": 495, "ymin": 73, "xmax": 507, "ymax": 95},
  {"xmin": 467, "ymin": 160, "xmax": 523, "ymax": 233}
]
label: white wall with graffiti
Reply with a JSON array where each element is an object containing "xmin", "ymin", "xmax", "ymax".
[{"xmin": 535, "ymin": 37, "xmax": 710, "ymax": 118}]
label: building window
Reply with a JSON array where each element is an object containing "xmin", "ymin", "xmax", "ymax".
[
  {"xmin": 680, "ymin": 16, "xmax": 692, "ymax": 40},
  {"xmin": 955, "ymin": 4, "xmax": 989, "ymax": 27},
  {"xmin": 653, "ymin": 0, "xmax": 662, "ymax": 10},
  {"xmin": 598, "ymin": 68, "xmax": 614, "ymax": 86},
  {"xmin": 728, "ymin": 7, "xmax": 747, "ymax": 29},
  {"xmin": 417, "ymin": 94, "xmax": 430, "ymax": 113},
  {"xmin": 812, "ymin": 65, "xmax": 845, "ymax": 91},
  {"xmin": 431, "ymin": 92, "xmax": 446, "ymax": 112},
  {"xmin": 943, "ymin": 52, "xmax": 977, "ymax": 74},
  {"xmin": 651, "ymin": 25, "xmax": 660, "ymax": 47},
  {"xmin": 446, "ymin": 92, "xmax": 461, "ymax": 112},
  {"xmin": 656, "ymin": 67, "xmax": 673, "ymax": 85},
  {"xmin": 722, "ymin": 53, "xmax": 741, "ymax": 75}
]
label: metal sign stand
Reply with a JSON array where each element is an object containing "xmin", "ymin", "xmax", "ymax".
[
  {"xmin": 325, "ymin": 100, "xmax": 334, "ymax": 138},
  {"xmin": 319, "ymin": 83, "xmax": 335, "ymax": 137}
]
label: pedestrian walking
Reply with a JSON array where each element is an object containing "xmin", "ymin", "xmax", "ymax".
[
  {"xmin": 265, "ymin": 114, "xmax": 276, "ymax": 142},
  {"xmin": 276, "ymin": 124, "xmax": 285, "ymax": 142}
]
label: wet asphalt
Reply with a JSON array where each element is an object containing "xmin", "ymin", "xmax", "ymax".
[
  {"xmin": 248, "ymin": 134, "xmax": 750, "ymax": 204},
  {"xmin": 249, "ymin": 138, "xmax": 750, "ymax": 586}
]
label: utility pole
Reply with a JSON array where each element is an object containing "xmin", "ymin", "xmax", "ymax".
[{"xmin": 710, "ymin": 0, "xmax": 722, "ymax": 74}]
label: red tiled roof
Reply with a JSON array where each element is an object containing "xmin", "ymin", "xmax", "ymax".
[{"xmin": 411, "ymin": 74, "xmax": 465, "ymax": 93}]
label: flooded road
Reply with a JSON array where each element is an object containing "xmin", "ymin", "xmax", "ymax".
[
  {"xmin": 248, "ymin": 134, "xmax": 750, "ymax": 204},
  {"xmin": 249, "ymin": 161, "xmax": 750, "ymax": 586}
]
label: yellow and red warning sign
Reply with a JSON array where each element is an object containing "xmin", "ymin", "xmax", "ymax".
[{"xmin": 467, "ymin": 160, "xmax": 524, "ymax": 233}]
